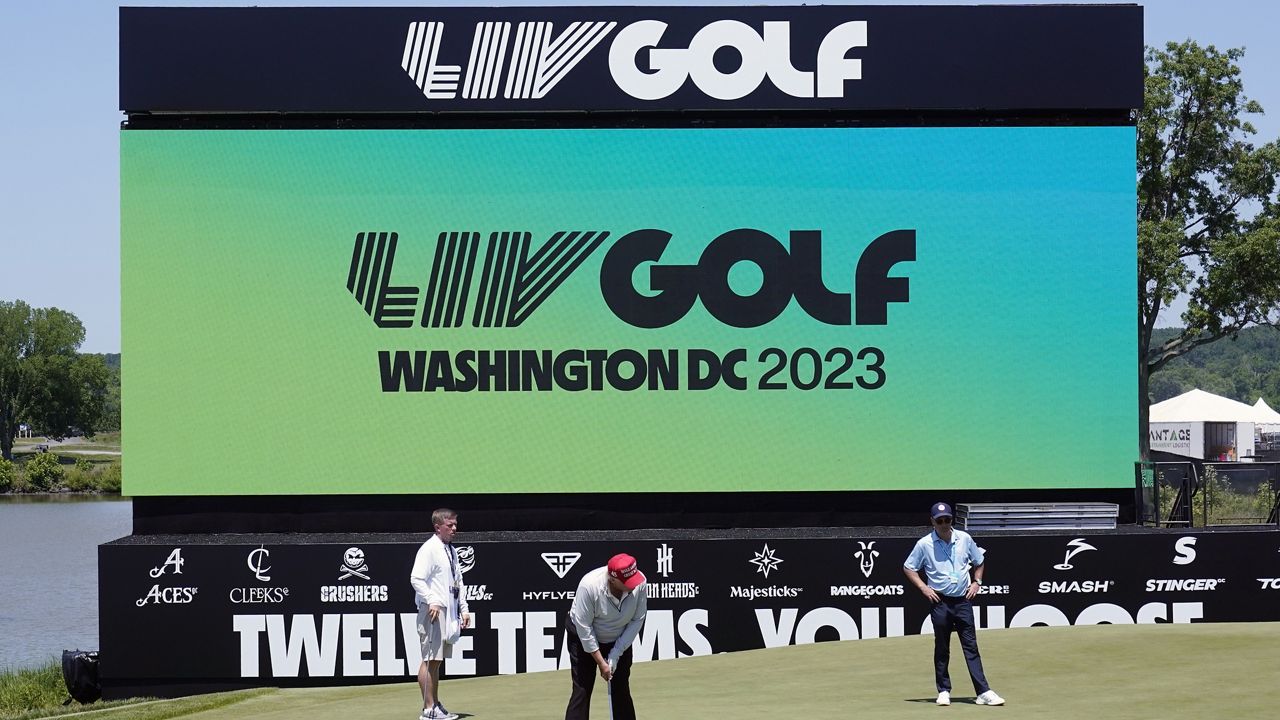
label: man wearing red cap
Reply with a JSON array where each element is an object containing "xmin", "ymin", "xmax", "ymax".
[{"xmin": 564, "ymin": 553, "xmax": 648, "ymax": 720}]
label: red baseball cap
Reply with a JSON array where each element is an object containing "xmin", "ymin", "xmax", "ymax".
[{"xmin": 607, "ymin": 553, "xmax": 646, "ymax": 591}]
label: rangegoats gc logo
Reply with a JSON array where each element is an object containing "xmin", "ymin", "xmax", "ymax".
[{"xmin": 345, "ymin": 228, "xmax": 914, "ymax": 329}]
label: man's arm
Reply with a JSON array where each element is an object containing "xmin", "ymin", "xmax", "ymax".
[
  {"xmin": 608, "ymin": 587, "xmax": 648, "ymax": 667},
  {"xmin": 568, "ymin": 583, "xmax": 612, "ymax": 680},
  {"xmin": 410, "ymin": 541, "xmax": 444, "ymax": 619},
  {"xmin": 409, "ymin": 542, "xmax": 433, "ymax": 605},
  {"xmin": 903, "ymin": 565, "xmax": 940, "ymax": 603},
  {"xmin": 964, "ymin": 536, "xmax": 987, "ymax": 600},
  {"xmin": 903, "ymin": 541, "xmax": 940, "ymax": 603}
]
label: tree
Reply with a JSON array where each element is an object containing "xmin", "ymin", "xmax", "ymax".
[
  {"xmin": 0, "ymin": 300, "xmax": 110, "ymax": 460},
  {"xmin": 1139, "ymin": 41, "xmax": 1280, "ymax": 459}
]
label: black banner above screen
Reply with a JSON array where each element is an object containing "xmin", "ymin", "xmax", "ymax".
[{"xmin": 119, "ymin": 5, "xmax": 1143, "ymax": 114}]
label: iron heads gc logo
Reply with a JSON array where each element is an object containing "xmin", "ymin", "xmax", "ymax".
[{"xmin": 346, "ymin": 228, "xmax": 914, "ymax": 329}]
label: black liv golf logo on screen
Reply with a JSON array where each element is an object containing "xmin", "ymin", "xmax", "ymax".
[
  {"xmin": 345, "ymin": 228, "xmax": 914, "ymax": 329},
  {"xmin": 346, "ymin": 227, "xmax": 913, "ymax": 394}
]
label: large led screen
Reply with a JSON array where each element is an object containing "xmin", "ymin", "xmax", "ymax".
[{"xmin": 122, "ymin": 128, "xmax": 1135, "ymax": 495}]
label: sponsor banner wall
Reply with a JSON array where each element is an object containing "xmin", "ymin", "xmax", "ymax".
[
  {"xmin": 119, "ymin": 5, "xmax": 1142, "ymax": 113},
  {"xmin": 122, "ymin": 127, "xmax": 1135, "ymax": 495},
  {"xmin": 100, "ymin": 531, "xmax": 1280, "ymax": 696}
]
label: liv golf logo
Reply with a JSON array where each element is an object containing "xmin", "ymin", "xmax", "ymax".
[
  {"xmin": 348, "ymin": 228, "xmax": 914, "ymax": 394},
  {"xmin": 346, "ymin": 228, "xmax": 914, "ymax": 329},
  {"xmin": 399, "ymin": 18, "xmax": 868, "ymax": 102}
]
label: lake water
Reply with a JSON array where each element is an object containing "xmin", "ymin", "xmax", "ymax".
[{"xmin": 0, "ymin": 496, "xmax": 132, "ymax": 671}]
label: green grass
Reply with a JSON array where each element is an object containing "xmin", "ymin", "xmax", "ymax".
[
  {"xmin": 37, "ymin": 622, "xmax": 1272, "ymax": 720},
  {"xmin": 0, "ymin": 661, "xmax": 267, "ymax": 720},
  {"xmin": 3, "ymin": 689, "xmax": 271, "ymax": 720},
  {"xmin": 0, "ymin": 663, "xmax": 66, "ymax": 717}
]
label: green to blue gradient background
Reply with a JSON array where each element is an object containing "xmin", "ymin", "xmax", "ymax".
[{"xmin": 121, "ymin": 128, "xmax": 1135, "ymax": 496}]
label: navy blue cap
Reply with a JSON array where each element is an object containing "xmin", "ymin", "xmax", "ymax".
[{"xmin": 930, "ymin": 502, "xmax": 954, "ymax": 519}]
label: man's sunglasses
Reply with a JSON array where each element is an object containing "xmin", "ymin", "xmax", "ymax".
[{"xmin": 934, "ymin": 517, "xmax": 953, "ymax": 524}]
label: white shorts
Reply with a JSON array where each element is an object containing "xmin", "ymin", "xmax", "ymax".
[{"xmin": 417, "ymin": 606, "xmax": 451, "ymax": 661}]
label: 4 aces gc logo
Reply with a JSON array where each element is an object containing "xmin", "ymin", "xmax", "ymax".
[
  {"xmin": 346, "ymin": 227, "xmax": 915, "ymax": 393},
  {"xmin": 346, "ymin": 227, "xmax": 914, "ymax": 329}
]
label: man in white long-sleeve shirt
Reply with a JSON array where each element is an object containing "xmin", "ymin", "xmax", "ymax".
[
  {"xmin": 409, "ymin": 508, "xmax": 471, "ymax": 720},
  {"xmin": 564, "ymin": 553, "xmax": 647, "ymax": 720}
]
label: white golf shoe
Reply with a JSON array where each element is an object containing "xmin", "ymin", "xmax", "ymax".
[
  {"xmin": 976, "ymin": 690, "xmax": 1005, "ymax": 706},
  {"xmin": 936, "ymin": 691, "xmax": 951, "ymax": 706}
]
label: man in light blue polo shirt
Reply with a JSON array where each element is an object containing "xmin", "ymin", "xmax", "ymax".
[{"xmin": 904, "ymin": 502, "xmax": 1005, "ymax": 707}]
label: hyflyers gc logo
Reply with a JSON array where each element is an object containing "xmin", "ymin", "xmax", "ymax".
[
  {"xmin": 398, "ymin": 18, "xmax": 867, "ymax": 102},
  {"xmin": 541, "ymin": 551, "xmax": 582, "ymax": 579},
  {"xmin": 346, "ymin": 228, "xmax": 913, "ymax": 329}
]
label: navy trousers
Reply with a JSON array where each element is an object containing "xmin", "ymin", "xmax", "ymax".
[{"xmin": 930, "ymin": 595, "xmax": 991, "ymax": 695}]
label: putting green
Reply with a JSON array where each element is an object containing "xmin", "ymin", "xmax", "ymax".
[{"xmin": 156, "ymin": 623, "xmax": 1280, "ymax": 719}]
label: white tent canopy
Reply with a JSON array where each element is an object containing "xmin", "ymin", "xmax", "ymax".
[
  {"xmin": 1149, "ymin": 388, "xmax": 1261, "ymax": 423},
  {"xmin": 1254, "ymin": 398, "xmax": 1280, "ymax": 429}
]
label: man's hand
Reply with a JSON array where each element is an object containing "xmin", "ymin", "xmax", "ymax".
[
  {"xmin": 597, "ymin": 657, "xmax": 613, "ymax": 682},
  {"xmin": 920, "ymin": 585, "xmax": 941, "ymax": 603},
  {"xmin": 428, "ymin": 604, "xmax": 442, "ymax": 622},
  {"xmin": 965, "ymin": 581, "xmax": 980, "ymax": 600},
  {"xmin": 461, "ymin": 612, "xmax": 472, "ymax": 629}
]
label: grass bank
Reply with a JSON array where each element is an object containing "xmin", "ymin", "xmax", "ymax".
[
  {"xmin": 0, "ymin": 662, "xmax": 267, "ymax": 720},
  {"xmin": 0, "ymin": 454, "xmax": 120, "ymax": 495}
]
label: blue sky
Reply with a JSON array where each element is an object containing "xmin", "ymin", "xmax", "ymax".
[{"xmin": 2, "ymin": 1, "xmax": 1276, "ymax": 354}]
